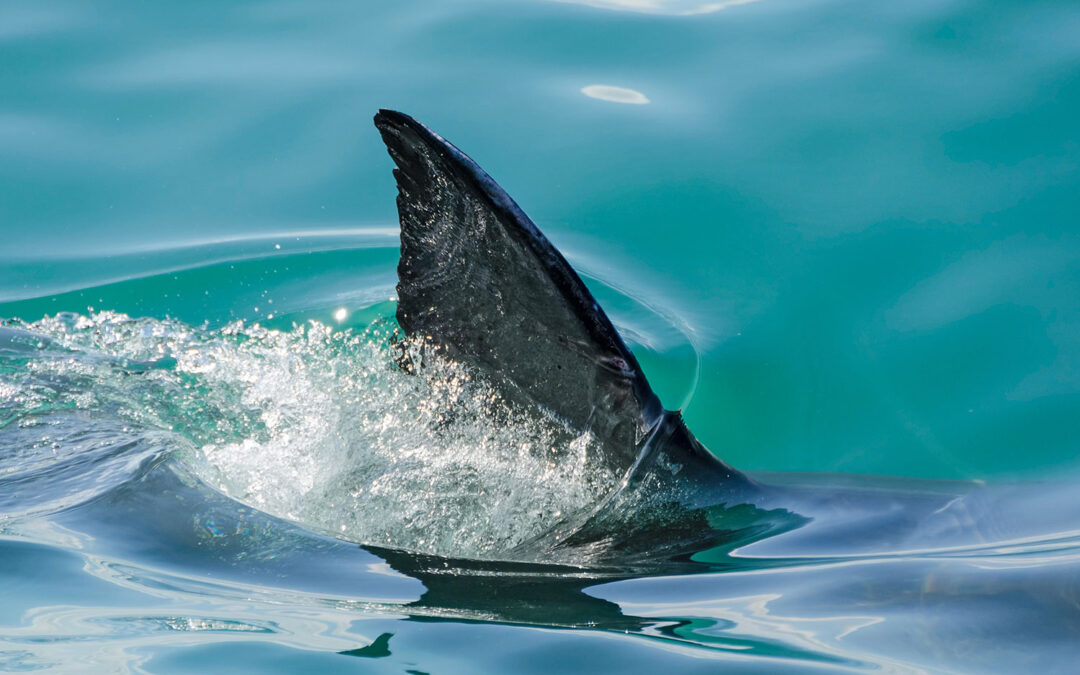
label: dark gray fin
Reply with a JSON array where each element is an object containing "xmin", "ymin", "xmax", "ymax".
[
  {"xmin": 373, "ymin": 110, "xmax": 742, "ymax": 485},
  {"xmin": 374, "ymin": 110, "xmax": 661, "ymax": 475}
]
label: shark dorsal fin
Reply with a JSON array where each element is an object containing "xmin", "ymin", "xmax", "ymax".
[{"xmin": 374, "ymin": 109, "xmax": 664, "ymax": 476}]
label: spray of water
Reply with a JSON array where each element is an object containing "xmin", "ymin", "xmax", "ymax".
[{"xmin": 2, "ymin": 312, "xmax": 619, "ymax": 559}]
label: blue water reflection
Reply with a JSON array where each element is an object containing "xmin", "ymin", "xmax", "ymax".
[{"xmin": 3, "ymin": 0, "xmax": 1080, "ymax": 670}]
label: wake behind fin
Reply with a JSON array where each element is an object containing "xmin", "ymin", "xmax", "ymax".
[{"xmin": 374, "ymin": 109, "xmax": 744, "ymax": 487}]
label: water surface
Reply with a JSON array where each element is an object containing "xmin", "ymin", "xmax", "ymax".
[{"xmin": 3, "ymin": 0, "xmax": 1080, "ymax": 671}]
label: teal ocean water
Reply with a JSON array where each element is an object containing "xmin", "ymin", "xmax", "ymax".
[{"xmin": 3, "ymin": 0, "xmax": 1080, "ymax": 672}]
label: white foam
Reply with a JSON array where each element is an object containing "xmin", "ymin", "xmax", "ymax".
[{"xmin": 15, "ymin": 313, "xmax": 618, "ymax": 559}]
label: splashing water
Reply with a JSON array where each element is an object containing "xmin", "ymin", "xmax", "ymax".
[{"xmin": 1, "ymin": 312, "xmax": 619, "ymax": 559}]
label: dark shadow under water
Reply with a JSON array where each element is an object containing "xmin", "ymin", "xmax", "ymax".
[{"xmin": 43, "ymin": 454, "xmax": 860, "ymax": 668}]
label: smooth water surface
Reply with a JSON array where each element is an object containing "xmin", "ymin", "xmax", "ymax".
[{"xmin": 3, "ymin": 0, "xmax": 1080, "ymax": 672}]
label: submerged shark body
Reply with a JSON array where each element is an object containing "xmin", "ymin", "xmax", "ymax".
[{"xmin": 374, "ymin": 110, "xmax": 761, "ymax": 559}]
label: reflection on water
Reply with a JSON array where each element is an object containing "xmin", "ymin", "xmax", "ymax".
[
  {"xmin": 4, "ymin": 0, "xmax": 1080, "ymax": 669},
  {"xmin": 3, "ymin": 301, "xmax": 1080, "ymax": 671},
  {"xmin": 554, "ymin": 0, "xmax": 763, "ymax": 16},
  {"xmin": 581, "ymin": 84, "xmax": 651, "ymax": 105},
  {"xmin": 5, "ymin": 451, "xmax": 1079, "ymax": 672}
]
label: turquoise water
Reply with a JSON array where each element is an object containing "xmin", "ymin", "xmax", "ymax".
[{"xmin": 3, "ymin": 0, "xmax": 1080, "ymax": 671}]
